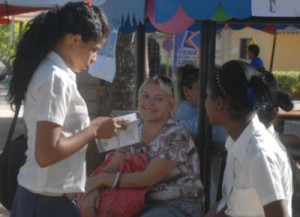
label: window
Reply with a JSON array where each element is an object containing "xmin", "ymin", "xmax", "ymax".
[{"xmin": 239, "ymin": 38, "xmax": 252, "ymax": 60}]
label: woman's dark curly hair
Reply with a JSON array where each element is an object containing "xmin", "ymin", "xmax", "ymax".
[{"xmin": 7, "ymin": 2, "xmax": 110, "ymax": 109}]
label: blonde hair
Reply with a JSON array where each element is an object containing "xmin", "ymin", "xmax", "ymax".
[{"xmin": 138, "ymin": 75, "xmax": 174, "ymax": 105}]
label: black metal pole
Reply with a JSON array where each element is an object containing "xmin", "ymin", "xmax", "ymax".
[
  {"xmin": 269, "ymin": 33, "xmax": 277, "ymax": 72},
  {"xmin": 135, "ymin": 24, "xmax": 146, "ymax": 106},
  {"xmin": 198, "ymin": 20, "xmax": 216, "ymax": 213}
]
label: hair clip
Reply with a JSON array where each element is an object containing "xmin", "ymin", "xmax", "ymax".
[
  {"xmin": 86, "ymin": 0, "xmax": 92, "ymax": 6},
  {"xmin": 259, "ymin": 101, "xmax": 269, "ymax": 111}
]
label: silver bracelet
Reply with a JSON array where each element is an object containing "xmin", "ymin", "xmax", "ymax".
[{"xmin": 112, "ymin": 171, "xmax": 121, "ymax": 188}]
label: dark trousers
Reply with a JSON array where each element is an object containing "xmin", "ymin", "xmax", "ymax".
[{"xmin": 10, "ymin": 185, "xmax": 80, "ymax": 217}]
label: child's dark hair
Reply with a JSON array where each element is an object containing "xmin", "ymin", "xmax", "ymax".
[
  {"xmin": 208, "ymin": 60, "xmax": 277, "ymax": 122},
  {"xmin": 257, "ymin": 72, "xmax": 293, "ymax": 127},
  {"xmin": 7, "ymin": 2, "xmax": 110, "ymax": 109},
  {"xmin": 175, "ymin": 64, "xmax": 199, "ymax": 103},
  {"xmin": 248, "ymin": 44, "xmax": 260, "ymax": 57}
]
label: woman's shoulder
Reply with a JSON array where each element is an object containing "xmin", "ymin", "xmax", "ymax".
[
  {"xmin": 245, "ymin": 127, "xmax": 286, "ymax": 165},
  {"xmin": 32, "ymin": 58, "xmax": 73, "ymax": 90},
  {"xmin": 164, "ymin": 119, "xmax": 193, "ymax": 138},
  {"xmin": 166, "ymin": 119, "xmax": 186, "ymax": 129},
  {"xmin": 176, "ymin": 100, "xmax": 195, "ymax": 109},
  {"xmin": 175, "ymin": 100, "xmax": 197, "ymax": 119}
]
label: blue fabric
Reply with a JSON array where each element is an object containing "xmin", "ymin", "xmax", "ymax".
[
  {"xmin": 175, "ymin": 100, "xmax": 228, "ymax": 142},
  {"xmin": 100, "ymin": 0, "xmax": 252, "ymax": 30},
  {"xmin": 222, "ymin": 0, "xmax": 251, "ymax": 19},
  {"xmin": 212, "ymin": 125, "xmax": 228, "ymax": 143},
  {"xmin": 250, "ymin": 57, "xmax": 264, "ymax": 69},
  {"xmin": 227, "ymin": 24, "xmax": 247, "ymax": 30},
  {"xmin": 251, "ymin": 24, "xmax": 268, "ymax": 30},
  {"xmin": 175, "ymin": 100, "xmax": 198, "ymax": 136},
  {"xmin": 155, "ymin": 0, "xmax": 181, "ymax": 23},
  {"xmin": 182, "ymin": 0, "xmax": 219, "ymax": 20},
  {"xmin": 100, "ymin": 0, "xmax": 146, "ymax": 29},
  {"xmin": 154, "ymin": 0, "xmax": 249, "ymax": 23},
  {"xmin": 141, "ymin": 199, "xmax": 203, "ymax": 217},
  {"xmin": 111, "ymin": 0, "xmax": 298, "ymax": 33},
  {"xmin": 10, "ymin": 185, "xmax": 80, "ymax": 217}
]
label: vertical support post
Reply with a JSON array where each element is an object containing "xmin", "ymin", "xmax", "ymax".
[
  {"xmin": 198, "ymin": 20, "xmax": 216, "ymax": 212},
  {"xmin": 10, "ymin": 16, "xmax": 15, "ymax": 44},
  {"xmin": 135, "ymin": 24, "xmax": 146, "ymax": 107},
  {"xmin": 269, "ymin": 33, "xmax": 277, "ymax": 72}
]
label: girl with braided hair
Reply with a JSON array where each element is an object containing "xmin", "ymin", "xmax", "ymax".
[{"xmin": 204, "ymin": 60, "xmax": 292, "ymax": 217}]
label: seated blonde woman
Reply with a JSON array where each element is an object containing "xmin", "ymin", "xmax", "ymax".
[{"xmin": 82, "ymin": 75, "xmax": 204, "ymax": 217}]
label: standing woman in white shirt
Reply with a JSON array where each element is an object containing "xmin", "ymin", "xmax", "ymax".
[
  {"xmin": 7, "ymin": 2, "xmax": 122, "ymax": 217},
  {"xmin": 204, "ymin": 60, "xmax": 292, "ymax": 217}
]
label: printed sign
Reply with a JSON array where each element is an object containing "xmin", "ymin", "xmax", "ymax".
[{"xmin": 173, "ymin": 30, "xmax": 200, "ymax": 70}]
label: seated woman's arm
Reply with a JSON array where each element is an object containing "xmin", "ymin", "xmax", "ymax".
[
  {"xmin": 85, "ymin": 157, "xmax": 177, "ymax": 194},
  {"xmin": 82, "ymin": 157, "xmax": 176, "ymax": 217},
  {"xmin": 101, "ymin": 151, "xmax": 124, "ymax": 173}
]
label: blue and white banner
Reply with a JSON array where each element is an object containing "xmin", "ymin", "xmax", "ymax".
[
  {"xmin": 173, "ymin": 30, "xmax": 200, "ymax": 71},
  {"xmin": 89, "ymin": 29, "xmax": 118, "ymax": 83}
]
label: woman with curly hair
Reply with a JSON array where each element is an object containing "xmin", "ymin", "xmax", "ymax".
[{"xmin": 8, "ymin": 2, "xmax": 122, "ymax": 217}]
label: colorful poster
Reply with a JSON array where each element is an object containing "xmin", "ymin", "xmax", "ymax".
[
  {"xmin": 252, "ymin": 0, "xmax": 300, "ymax": 17},
  {"xmin": 173, "ymin": 30, "xmax": 200, "ymax": 71},
  {"xmin": 89, "ymin": 29, "xmax": 118, "ymax": 83}
]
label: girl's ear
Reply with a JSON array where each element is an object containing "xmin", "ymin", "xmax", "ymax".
[
  {"xmin": 183, "ymin": 86, "xmax": 191, "ymax": 100},
  {"xmin": 216, "ymin": 96, "xmax": 225, "ymax": 111},
  {"xmin": 68, "ymin": 34, "xmax": 82, "ymax": 47}
]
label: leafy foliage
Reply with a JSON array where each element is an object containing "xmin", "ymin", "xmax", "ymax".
[
  {"xmin": 0, "ymin": 23, "xmax": 21, "ymax": 64},
  {"xmin": 273, "ymin": 71, "xmax": 300, "ymax": 96}
]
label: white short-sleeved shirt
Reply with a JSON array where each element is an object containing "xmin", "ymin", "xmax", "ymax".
[
  {"xmin": 19, "ymin": 51, "xmax": 90, "ymax": 194},
  {"xmin": 219, "ymin": 115, "xmax": 292, "ymax": 217}
]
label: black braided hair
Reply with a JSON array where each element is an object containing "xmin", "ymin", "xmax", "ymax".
[
  {"xmin": 208, "ymin": 60, "xmax": 280, "ymax": 122},
  {"xmin": 258, "ymin": 71, "xmax": 293, "ymax": 127}
]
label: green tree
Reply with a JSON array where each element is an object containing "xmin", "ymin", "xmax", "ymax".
[{"xmin": 0, "ymin": 23, "xmax": 21, "ymax": 69}]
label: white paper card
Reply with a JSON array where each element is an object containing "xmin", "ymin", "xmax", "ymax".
[{"xmin": 96, "ymin": 113, "xmax": 140, "ymax": 153}]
